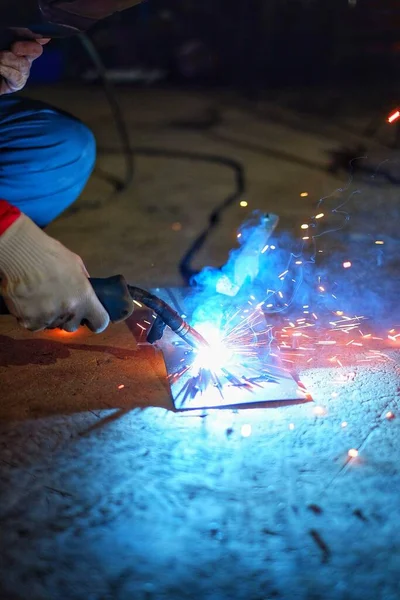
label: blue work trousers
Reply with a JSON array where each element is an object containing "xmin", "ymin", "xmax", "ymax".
[{"xmin": 0, "ymin": 96, "xmax": 96, "ymax": 227}]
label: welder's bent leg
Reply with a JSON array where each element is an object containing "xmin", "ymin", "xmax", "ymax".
[{"xmin": 0, "ymin": 96, "xmax": 96, "ymax": 227}]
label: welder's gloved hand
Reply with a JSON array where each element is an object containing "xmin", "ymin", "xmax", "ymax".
[
  {"xmin": 0, "ymin": 39, "xmax": 50, "ymax": 95},
  {"xmin": 0, "ymin": 215, "xmax": 110, "ymax": 333}
]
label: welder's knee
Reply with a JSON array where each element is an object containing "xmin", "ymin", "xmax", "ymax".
[
  {"xmin": 61, "ymin": 116, "xmax": 97, "ymax": 181},
  {"xmin": 0, "ymin": 96, "xmax": 97, "ymax": 227}
]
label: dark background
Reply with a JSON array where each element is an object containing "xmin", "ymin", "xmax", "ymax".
[{"xmin": 31, "ymin": 0, "xmax": 400, "ymax": 90}]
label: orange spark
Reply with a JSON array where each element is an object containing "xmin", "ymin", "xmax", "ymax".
[
  {"xmin": 50, "ymin": 329, "xmax": 80, "ymax": 338},
  {"xmin": 388, "ymin": 110, "xmax": 400, "ymax": 123}
]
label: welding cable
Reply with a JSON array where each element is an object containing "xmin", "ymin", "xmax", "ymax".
[
  {"xmin": 127, "ymin": 285, "xmax": 208, "ymax": 348},
  {"xmin": 128, "ymin": 285, "xmax": 182, "ymax": 329},
  {"xmin": 94, "ymin": 145, "xmax": 246, "ymax": 284},
  {"xmin": 79, "ymin": 35, "xmax": 246, "ymax": 284},
  {"xmin": 78, "ymin": 32, "xmax": 134, "ymax": 193},
  {"xmin": 129, "ymin": 147, "xmax": 245, "ymax": 284}
]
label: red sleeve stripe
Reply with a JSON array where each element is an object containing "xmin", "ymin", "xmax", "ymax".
[{"xmin": 0, "ymin": 200, "xmax": 21, "ymax": 235}]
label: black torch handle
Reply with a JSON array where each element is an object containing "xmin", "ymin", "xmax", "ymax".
[
  {"xmin": 0, "ymin": 275, "xmax": 134, "ymax": 323},
  {"xmin": 89, "ymin": 275, "xmax": 134, "ymax": 322}
]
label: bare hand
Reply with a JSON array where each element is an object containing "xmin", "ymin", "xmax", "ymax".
[{"xmin": 0, "ymin": 39, "xmax": 50, "ymax": 95}]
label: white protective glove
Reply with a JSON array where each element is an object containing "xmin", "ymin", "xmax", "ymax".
[{"xmin": 0, "ymin": 215, "xmax": 110, "ymax": 333}]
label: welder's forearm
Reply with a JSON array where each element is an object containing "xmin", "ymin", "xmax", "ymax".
[
  {"xmin": 0, "ymin": 200, "xmax": 21, "ymax": 234},
  {"xmin": 0, "ymin": 200, "xmax": 17, "ymax": 314},
  {"xmin": 0, "ymin": 211, "xmax": 110, "ymax": 333}
]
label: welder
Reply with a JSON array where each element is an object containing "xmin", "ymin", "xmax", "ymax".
[{"xmin": 0, "ymin": 1, "xmax": 141, "ymax": 334}]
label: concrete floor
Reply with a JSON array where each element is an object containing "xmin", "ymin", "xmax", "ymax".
[{"xmin": 1, "ymin": 86, "xmax": 400, "ymax": 600}]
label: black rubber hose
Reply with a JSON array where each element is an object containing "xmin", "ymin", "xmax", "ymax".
[
  {"xmin": 130, "ymin": 147, "xmax": 246, "ymax": 284},
  {"xmin": 128, "ymin": 285, "xmax": 208, "ymax": 348},
  {"xmin": 79, "ymin": 34, "xmax": 246, "ymax": 285},
  {"xmin": 79, "ymin": 32, "xmax": 134, "ymax": 192},
  {"xmin": 128, "ymin": 285, "xmax": 184, "ymax": 331},
  {"xmin": 146, "ymin": 315, "xmax": 167, "ymax": 344}
]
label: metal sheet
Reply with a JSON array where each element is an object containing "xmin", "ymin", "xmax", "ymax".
[{"xmin": 150, "ymin": 288, "xmax": 312, "ymax": 411}]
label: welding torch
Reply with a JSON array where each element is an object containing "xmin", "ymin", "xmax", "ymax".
[{"xmin": 0, "ymin": 275, "xmax": 208, "ymax": 350}]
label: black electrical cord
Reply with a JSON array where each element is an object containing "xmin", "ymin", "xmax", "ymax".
[
  {"xmin": 130, "ymin": 147, "xmax": 245, "ymax": 284},
  {"xmin": 80, "ymin": 33, "xmax": 246, "ymax": 285},
  {"xmin": 94, "ymin": 145, "xmax": 246, "ymax": 284},
  {"xmin": 127, "ymin": 285, "xmax": 208, "ymax": 348},
  {"xmin": 78, "ymin": 33, "xmax": 134, "ymax": 192}
]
